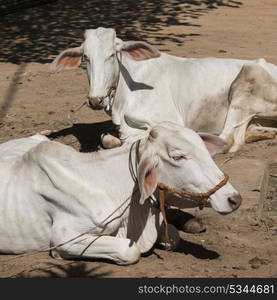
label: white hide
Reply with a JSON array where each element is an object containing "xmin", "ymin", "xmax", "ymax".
[
  {"xmin": 0, "ymin": 123, "xmax": 241, "ymax": 264},
  {"xmin": 51, "ymin": 28, "xmax": 277, "ymax": 152}
]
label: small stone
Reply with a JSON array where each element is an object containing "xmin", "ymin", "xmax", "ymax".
[
  {"xmin": 248, "ymin": 256, "xmax": 271, "ymax": 270},
  {"xmin": 232, "ymin": 265, "xmax": 247, "ymax": 270},
  {"xmin": 251, "ymin": 264, "xmax": 260, "ymax": 269}
]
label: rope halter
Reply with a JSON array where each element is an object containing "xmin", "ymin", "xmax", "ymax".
[{"xmin": 157, "ymin": 173, "xmax": 229, "ymax": 250}]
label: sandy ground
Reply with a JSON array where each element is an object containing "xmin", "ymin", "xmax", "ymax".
[{"xmin": 0, "ymin": 0, "xmax": 276, "ymax": 278}]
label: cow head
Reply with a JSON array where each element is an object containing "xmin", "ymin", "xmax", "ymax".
[
  {"xmin": 136, "ymin": 122, "xmax": 242, "ymax": 214},
  {"xmin": 51, "ymin": 27, "xmax": 160, "ymax": 110}
]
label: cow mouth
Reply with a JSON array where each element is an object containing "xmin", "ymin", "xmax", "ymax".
[{"xmin": 87, "ymin": 101, "xmax": 105, "ymax": 110}]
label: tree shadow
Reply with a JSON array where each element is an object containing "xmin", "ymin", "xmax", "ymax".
[
  {"xmin": 0, "ymin": 0, "xmax": 242, "ymax": 64},
  {"xmin": 47, "ymin": 120, "xmax": 114, "ymax": 152},
  {"xmin": 13, "ymin": 262, "xmax": 111, "ymax": 278},
  {"xmin": 175, "ymin": 238, "xmax": 220, "ymax": 259},
  {"xmin": 0, "ymin": 64, "xmax": 27, "ymax": 121}
]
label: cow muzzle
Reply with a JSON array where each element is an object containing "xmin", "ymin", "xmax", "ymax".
[
  {"xmin": 227, "ymin": 193, "xmax": 242, "ymax": 211},
  {"xmin": 87, "ymin": 96, "xmax": 106, "ymax": 110}
]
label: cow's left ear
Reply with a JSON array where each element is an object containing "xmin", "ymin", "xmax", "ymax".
[
  {"xmin": 198, "ymin": 133, "xmax": 227, "ymax": 157},
  {"xmin": 119, "ymin": 41, "xmax": 161, "ymax": 61},
  {"xmin": 137, "ymin": 156, "xmax": 158, "ymax": 205},
  {"xmin": 50, "ymin": 46, "xmax": 83, "ymax": 72}
]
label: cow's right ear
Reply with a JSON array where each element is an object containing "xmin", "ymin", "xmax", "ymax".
[
  {"xmin": 137, "ymin": 155, "xmax": 158, "ymax": 205},
  {"xmin": 50, "ymin": 46, "xmax": 83, "ymax": 72}
]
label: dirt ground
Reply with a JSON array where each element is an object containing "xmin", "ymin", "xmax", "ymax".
[{"xmin": 0, "ymin": 0, "xmax": 276, "ymax": 278}]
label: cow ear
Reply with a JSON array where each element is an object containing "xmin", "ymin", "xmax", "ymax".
[
  {"xmin": 50, "ymin": 46, "xmax": 83, "ymax": 72},
  {"xmin": 137, "ymin": 157, "xmax": 158, "ymax": 205},
  {"xmin": 198, "ymin": 133, "xmax": 227, "ymax": 156},
  {"xmin": 120, "ymin": 41, "xmax": 160, "ymax": 61}
]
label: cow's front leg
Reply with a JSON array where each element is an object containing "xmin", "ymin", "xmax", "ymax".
[
  {"xmin": 100, "ymin": 124, "xmax": 122, "ymax": 149},
  {"xmin": 101, "ymin": 133, "xmax": 122, "ymax": 149},
  {"xmin": 51, "ymin": 234, "xmax": 140, "ymax": 265},
  {"xmin": 166, "ymin": 208, "xmax": 205, "ymax": 234},
  {"xmin": 156, "ymin": 223, "xmax": 180, "ymax": 251}
]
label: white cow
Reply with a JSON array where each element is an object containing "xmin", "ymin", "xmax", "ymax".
[
  {"xmin": 0, "ymin": 122, "xmax": 241, "ymax": 265},
  {"xmin": 51, "ymin": 27, "xmax": 277, "ymax": 152}
]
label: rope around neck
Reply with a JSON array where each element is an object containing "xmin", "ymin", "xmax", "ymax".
[
  {"xmin": 105, "ymin": 52, "xmax": 122, "ymax": 112},
  {"xmin": 158, "ymin": 173, "xmax": 229, "ymax": 250}
]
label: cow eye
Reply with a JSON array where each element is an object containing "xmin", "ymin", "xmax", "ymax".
[
  {"xmin": 172, "ymin": 155, "xmax": 186, "ymax": 161},
  {"xmin": 109, "ymin": 53, "xmax": 115, "ymax": 58}
]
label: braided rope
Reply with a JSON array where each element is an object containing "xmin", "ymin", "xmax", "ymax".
[
  {"xmin": 158, "ymin": 173, "xmax": 229, "ymax": 249},
  {"xmin": 158, "ymin": 173, "xmax": 229, "ymax": 208}
]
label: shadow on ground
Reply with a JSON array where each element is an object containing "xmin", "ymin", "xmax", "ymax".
[
  {"xmin": 47, "ymin": 120, "xmax": 114, "ymax": 152},
  {"xmin": 13, "ymin": 262, "xmax": 111, "ymax": 278},
  {"xmin": 0, "ymin": 0, "xmax": 242, "ymax": 64},
  {"xmin": 175, "ymin": 238, "xmax": 220, "ymax": 259}
]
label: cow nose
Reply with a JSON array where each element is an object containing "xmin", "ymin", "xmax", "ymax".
[
  {"xmin": 87, "ymin": 96, "xmax": 105, "ymax": 110},
  {"xmin": 228, "ymin": 194, "xmax": 242, "ymax": 211},
  {"xmin": 87, "ymin": 96, "xmax": 104, "ymax": 105}
]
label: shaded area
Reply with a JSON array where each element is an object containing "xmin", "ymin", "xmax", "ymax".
[
  {"xmin": 0, "ymin": 0, "xmax": 242, "ymax": 64},
  {"xmin": 47, "ymin": 120, "xmax": 115, "ymax": 152},
  {"xmin": 175, "ymin": 238, "xmax": 220, "ymax": 259},
  {"xmin": 13, "ymin": 262, "xmax": 111, "ymax": 278},
  {"xmin": 0, "ymin": 0, "xmax": 56, "ymax": 15}
]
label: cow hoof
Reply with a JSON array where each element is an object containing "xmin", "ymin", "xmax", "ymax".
[
  {"xmin": 157, "ymin": 224, "xmax": 180, "ymax": 251},
  {"xmin": 101, "ymin": 133, "xmax": 122, "ymax": 149},
  {"xmin": 38, "ymin": 129, "xmax": 54, "ymax": 136},
  {"xmin": 182, "ymin": 217, "xmax": 206, "ymax": 234}
]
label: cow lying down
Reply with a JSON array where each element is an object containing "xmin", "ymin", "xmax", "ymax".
[
  {"xmin": 51, "ymin": 27, "xmax": 277, "ymax": 153},
  {"xmin": 0, "ymin": 122, "xmax": 242, "ymax": 265}
]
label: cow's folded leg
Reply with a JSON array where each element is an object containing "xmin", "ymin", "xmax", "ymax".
[
  {"xmin": 220, "ymin": 105, "xmax": 255, "ymax": 152},
  {"xmin": 228, "ymin": 121, "xmax": 249, "ymax": 152},
  {"xmin": 51, "ymin": 234, "xmax": 140, "ymax": 265},
  {"xmin": 101, "ymin": 133, "xmax": 122, "ymax": 149},
  {"xmin": 166, "ymin": 208, "xmax": 206, "ymax": 234}
]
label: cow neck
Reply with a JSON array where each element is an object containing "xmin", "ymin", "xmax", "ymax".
[{"xmin": 107, "ymin": 52, "xmax": 122, "ymax": 110}]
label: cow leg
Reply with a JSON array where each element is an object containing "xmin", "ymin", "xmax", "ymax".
[
  {"xmin": 228, "ymin": 122, "xmax": 250, "ymax": 152},
  {"xmin": 156, "ymin": 223, "xmax": 180, "ymax": 251},
  {"xmin": 220, "ymin": 63, "xmax": 277, "ymax": 152},
  {"xmin": 221, "ymin": 107, "xmax": 251, "ymax": 152},
  {"xmin": 51, "ymin": 234, "xmax": 140, "ymax": 265},
  {"xmin": 100, "ymin": 124, "xmax": 122, "ymax": 149},
  {"xmin": 219, "ymin": 103, "xmax": 252, "ymax": 152},
  {"xmin": 166, "ymin": 208, "xmax": 206, "ymax": 233},
  {"xmin": 101, "ymin": 133, "xmax": 122, "ymax": 149}
]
